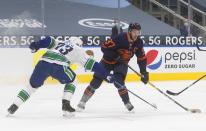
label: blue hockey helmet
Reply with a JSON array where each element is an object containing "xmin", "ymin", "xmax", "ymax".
[{"xmin": 128, "ymin": 23, "xmax": 141, "ymax": 31}]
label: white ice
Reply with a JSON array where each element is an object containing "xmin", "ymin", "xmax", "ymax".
[{"xmin": 1, "ymin": 81, "xmax": 206, "ymax": 131}]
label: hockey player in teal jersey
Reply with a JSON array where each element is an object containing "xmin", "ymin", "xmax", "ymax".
[{"xmin": 7, "ymin": 36, "xmax": 114, "ymax": 117}]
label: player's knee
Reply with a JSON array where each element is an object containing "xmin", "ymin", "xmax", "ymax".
[
  {"xmin": 87, "ymin": 85, "xmax": 96, "ymax": 91},
  {"xmin": 61, "ymin": 74, "xmax": 76, "ymax": 84},
  {"xmin": 114, "ymin": 73, "xmax": 125, "ymax": 89},
  {"xmin": 90, "ymin": 76, "xmax": 103, "ymax": 89},
  {"xmin": 29, "ymin": 78, "xmax": 42, "ymax": 88},
  {"xmin": 114, "ymin": 82, "xmax": 124, "ymax": 89},
  {"xmin": 115, "ymin": 72, "xmax": 125, "ymax": 81}
]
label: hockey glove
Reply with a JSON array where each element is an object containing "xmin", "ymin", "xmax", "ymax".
[
  {"xmin": 85, "ymin": 50, "xmax": 94, "ymax": 58},
  {"xmin": 29, "ymin": 42, "xmax": 39, "ymax": 53},
  {"xmin": 105, "ymin": 74, "xmax": 114, "ymax": 83},
  {"xmin": 141, "ymin": 72, "xmax": 149, "ymax": 84}
]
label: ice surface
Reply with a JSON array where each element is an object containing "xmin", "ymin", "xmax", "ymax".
[{"xmin": 1, "ymin": 81, "xmax": 206, "ymax": 131}]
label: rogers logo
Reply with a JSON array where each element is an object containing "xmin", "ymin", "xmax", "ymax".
[{"xmin": 78, "ymin": 18, "xmax": 129, "ymax": 30}]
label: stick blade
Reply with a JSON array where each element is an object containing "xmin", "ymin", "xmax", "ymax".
[
  {"xmin": 188, "ymin": 109, "xmax": 201, "ymax": 113},
  {"xmin": 166, "ymin": 90, "xmax": 179, "ymax": 96}
]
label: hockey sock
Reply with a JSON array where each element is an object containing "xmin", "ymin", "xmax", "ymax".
[
  {"xmin": 14, "ymin": 84, "xmax": 37, "ymax": 107},
  {"xmin": 118, "ymin": 88, "xmax": 130, "ymax": 104},
  {"xmin": 62, "ymin": 83, "xmax": 76, "ymax": 101},
  {"xmin": 80, "ymin": 85, "xmax": 96, "ymax": 103}
]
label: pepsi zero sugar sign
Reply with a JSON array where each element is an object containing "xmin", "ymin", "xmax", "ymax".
[{"xmin": 143, "ymin": 48, "xmax": 199, "ymax": 73}]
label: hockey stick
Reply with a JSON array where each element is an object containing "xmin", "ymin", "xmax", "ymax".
[
  {"xmin": 127, "ymin": 64, "xmax": 201, "ymax": 113},
  {"xmin": 166, "ymin": 74, "xmax": 206, "ymax": 96},
  {"xmin": 114, "ymin": 80, "xmax": 157, "ymax": 109}
]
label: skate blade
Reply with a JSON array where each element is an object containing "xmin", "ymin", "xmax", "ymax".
[
  {"xmin": 6, "ymin": 114, "xmax": 10, "ymax": 117},
  {"xmin": 63, "ymin": 111, "xmax": 75, "ymax": 118},
  {"xmin": 127, "ymin": 109, "xmax": 135, "ymax": 114},
  {"xmin": 75, "ymin": 107, "xmax": 84, "ymax": 112},
  {"xmin": 6, "ymin": 113, "xmax": 13, "ymax": 117}
]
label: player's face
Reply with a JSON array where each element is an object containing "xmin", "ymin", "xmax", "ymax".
[{"xmin": 130, "ymin": 29, "xmax": 140, "ymax": 41}]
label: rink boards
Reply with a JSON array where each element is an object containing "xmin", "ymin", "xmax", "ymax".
[{"xmin": 0, "ymin": 46, "xmax": 206, "ymax": 85}]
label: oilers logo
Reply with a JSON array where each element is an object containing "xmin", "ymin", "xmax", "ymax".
[{"xmin": 146, "ymin": 50, "xmax": 162, "ymax": 70}]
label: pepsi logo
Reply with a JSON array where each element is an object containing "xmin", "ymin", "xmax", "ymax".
[{"xmin": 146, "ymin": 50, "xmax": 162, "ymax": 70}]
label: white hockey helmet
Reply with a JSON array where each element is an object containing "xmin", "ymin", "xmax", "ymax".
[{"xmin": 69, "ymin": 37, "xmax": 83, "ymax": 47}]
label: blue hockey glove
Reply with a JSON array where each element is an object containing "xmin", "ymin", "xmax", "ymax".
[
  {"xmin": 29, "ymin": 42, "xmax": 39, "ymax": 53},
  {"xmin": 105, "ymin": 74, "xmax": 114, "ymax": 83},
  {"xmin": 141, "ymin": 72, "xmax": 149, "ymax": 84}
]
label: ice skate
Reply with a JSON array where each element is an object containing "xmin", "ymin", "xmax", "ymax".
[
  {"xmin": 7, "ymin": 104, "xmax": 18, "ymax": 116},
  {"xmin": 62, "ymin": 99, "xmax": 75, "ymax": 118},
  {"xmin": 76, "ymin": 101, "xmax": 86, "ymax": 112},
  {"xmin": 124, "ymin": 101, "xmax": 134, "ymax": 111}
]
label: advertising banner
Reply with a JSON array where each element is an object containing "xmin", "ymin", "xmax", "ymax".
[
  {"xmin": 0, "ymin": 35, "xmax": 205, "ymax": 47},
  {"xmin": 0, "ymin": 35, "xmax": 205, "ymax": 83}
]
